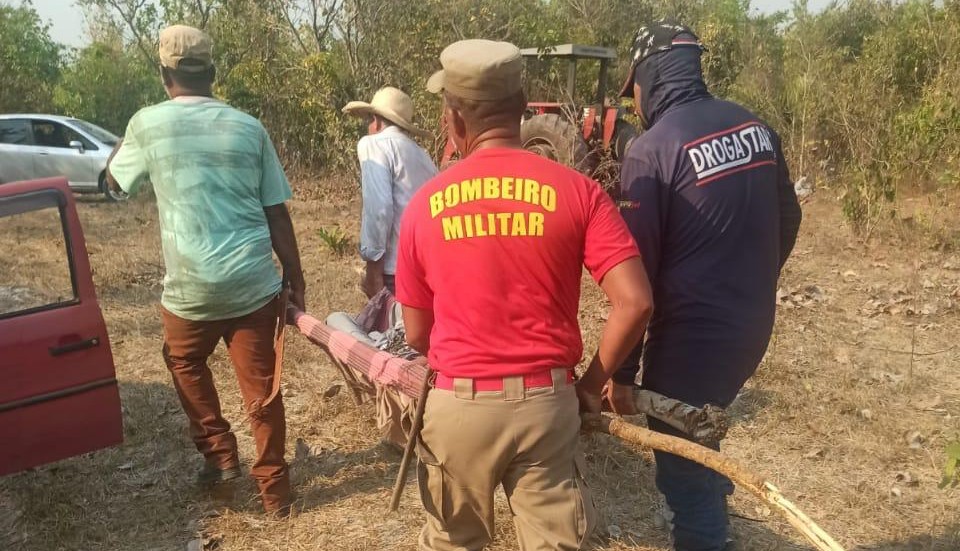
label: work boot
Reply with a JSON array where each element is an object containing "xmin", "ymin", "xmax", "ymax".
[
  {"xmin": 258, "ymin": 474, "xmax": 293, "ymax": 517},
  {"xmin": 263, "ymin": 497, "xmax": 293, "ymax": 518},
  {"xmin": 197, "ymin": 462, "xmax": 242, "ymax": 487}
]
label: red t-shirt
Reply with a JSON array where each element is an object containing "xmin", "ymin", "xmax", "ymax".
[{"xmin": 395, "ymin": 148, "xmax": 639, "ymax": 378}]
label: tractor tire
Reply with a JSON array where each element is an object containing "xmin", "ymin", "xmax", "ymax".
[
  {"xmin": 521, "ymin": 114, "xmax": 593, "ymax": 174},
  {"xmin": 612, "ymin": 119, "xmax": 639, "ymax": 161}
]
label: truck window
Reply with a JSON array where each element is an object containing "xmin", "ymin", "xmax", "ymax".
[{"xmin": 0, "ymin": 191, "xmax": 77, "ymax": 318}]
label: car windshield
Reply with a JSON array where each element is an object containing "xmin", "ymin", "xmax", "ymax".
[{"xmin": 69, "ymin": 119, "xmax": 119, "ymax": 146}]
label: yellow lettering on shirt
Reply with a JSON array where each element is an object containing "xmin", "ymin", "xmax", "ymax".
[
  {"xmin": 502, "ymin": 177, "xmax": 514, "ymax": 200},
  {"xmin": 474, "ymin": 214, "xmax": 488, "ymax": 237},
  {"xmin": 430, "ymin": 176, "xmax": 562, "ymax": 216},
  {"xmin": 529, "ymin": 212, "xmax": 545, "ymax": 236},
  {"xmin": 511, "ymin": 213, "xmax": 527, "ymax": 236},
  {"xmin": 442, "ymin": 216, "xmax": 464, "ymax": 240},
  {"xmin": 496, "ymin": 212, "xmax": 512, "ymax": 234},
  {"xmin": 431, "ymin": 175, "xmax": 562, "ymax": 240},
  {"xmin": 462, "ymin": 178, "xmax": 482, "ymax": 202},
  {"xmin": 523, "ymin": 179, "xmax": 540, "ymax": 205},
  {"xmin": 430, "ymin": 191, "xmax": 444, "ymax": 218},
  {"xmin": 444, "ymin": 183, "xmax": 460, "ymax": 208},
  {"xmin": 540, "ymin": 184, "xmax": 557, "ymax": 212},
  {"xmin": 441, "ymin": 212, "xmax": 553, "ymax": 241},
  {"xmin": 484, "ymin": 177, "xmax": 500, "ymax": 199}
]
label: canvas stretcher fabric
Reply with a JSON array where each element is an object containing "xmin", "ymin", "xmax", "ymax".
[{"xmin": 292, "ymin": 289, "xmax": 428, "ymax": 446}]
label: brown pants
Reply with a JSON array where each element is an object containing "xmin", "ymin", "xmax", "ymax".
[
  {"xmin": 161, "ymin": 297, "xmax": 289, "ymax": 512},
  {"xmin": 417, "ymin": 369, "xmax": 599, "ymax": 551}
]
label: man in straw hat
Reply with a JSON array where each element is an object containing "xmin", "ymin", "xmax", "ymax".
[
  {"xmin": 343, "ymin": 87, "xmax": 437, "ymax": 298},
  {"xmin": 604, "ymin": 20, "xmax": 802, "ymax": 550},
  {"xmin": 395, "ymin": 39, "xmax": 654, "ymax": 550},
  {"xmin": 106, "ymin": 24, "xmax": 304, "ymax": 516}
]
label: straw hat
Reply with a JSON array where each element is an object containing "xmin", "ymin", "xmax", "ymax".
[{"xmin": 342, "ymin": 87, "xmax": 429, "ymax": 138}]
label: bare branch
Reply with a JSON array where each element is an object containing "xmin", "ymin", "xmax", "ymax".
[
  {"xmin": 273, "ymin": 0, "xmax": 311, "ymax": 55},
  {"xmin": 309, "ymin": 0, "xmax": 341, "ymax": 52},
  {"xmin": 103, "ymin": 0, "xmax": 157, "ymax": 65},
  {"xmin": 194, "ymin": 0, "xmax": 216, "ymax": 29}
]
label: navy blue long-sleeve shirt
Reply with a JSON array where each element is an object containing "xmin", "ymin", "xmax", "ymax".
[{"xmin": 613, "ymin": 46, "xmax": 802, "ymax": 407}]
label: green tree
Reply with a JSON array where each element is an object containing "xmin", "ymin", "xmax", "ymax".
[
  {"xmin": 0, "ymin": 2, "xmax": 61, "ymax": 113},
  {"xmin": 67, "ymin": 0, "xmax": 960, "ymax": 222},
  {"xmin": 54, "ymin": 41, "xmax": 165, "ymax": 135}
]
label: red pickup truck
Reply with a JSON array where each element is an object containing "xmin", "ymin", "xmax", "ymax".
[{"xmin": 0, "ymin": 177, "xmax": 123, "ymax": 476}]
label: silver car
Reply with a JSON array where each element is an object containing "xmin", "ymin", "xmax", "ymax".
[{"xmin": 0, "ymin": 114, "xmax": 127, "ymax": 201}]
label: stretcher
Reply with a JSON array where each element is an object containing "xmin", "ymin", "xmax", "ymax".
[
  {"xmin": 285, "ymin": 293, "xmax": 846, "ymax": 551},
  {"xmin": 291, "ymin": 307, "xmax": 429, "ymax": 402}
]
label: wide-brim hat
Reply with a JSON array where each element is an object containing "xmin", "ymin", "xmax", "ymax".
[{"xmin": 342, "ymin": 86, "xmax": 430, "ymax": 138}]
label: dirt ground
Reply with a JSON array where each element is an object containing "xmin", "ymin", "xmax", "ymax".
[{"xmin": 1, "ymin": 180, "xmax": 958, "ymax": 551}]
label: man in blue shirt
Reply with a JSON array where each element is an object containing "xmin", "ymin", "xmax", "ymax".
[
  {"xmin": 605, "ymin": 21, "xmax": 802, "ymax": 551},
  {"xmin": 343, "ymin": 86, "xmax": 437, "ymax": 297}
]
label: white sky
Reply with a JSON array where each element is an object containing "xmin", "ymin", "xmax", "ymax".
[{"xmin": 13, "ymin": 0, "xmax": 836, "ymax": 48}]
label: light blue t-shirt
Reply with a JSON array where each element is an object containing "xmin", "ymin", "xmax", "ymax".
[{"xmin": 110, "ymin": 97, "xmax": 292, "ymax": 321}]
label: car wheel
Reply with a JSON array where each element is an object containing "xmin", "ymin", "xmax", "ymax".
[{"xmin": 100, "ymin": 172, "xmax": 128, "ymax": 202}]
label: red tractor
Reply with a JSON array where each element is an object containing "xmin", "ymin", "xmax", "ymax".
[{"xmin": 440, "ymin": 44, "xmax": 638, "ymax": 178}]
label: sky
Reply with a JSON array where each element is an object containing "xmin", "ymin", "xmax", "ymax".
[{"xmin": 15, "ymin": 0, "xmax": 836, "ymax": 48}]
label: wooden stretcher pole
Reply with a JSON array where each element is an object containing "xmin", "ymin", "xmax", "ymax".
[
  {"xmin": 320, "ymin": 348, "xmax": 367, "ymax": 406},
  {"xmin": 389, "ymin": 367, "xmax": 434, "ymax": 512},
  {"xmin": 587, "ymin": 414, "xmax": 846, "ymax": 551}
]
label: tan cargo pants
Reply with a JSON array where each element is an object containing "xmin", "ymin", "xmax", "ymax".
[{"xmin": 416, "ymin": 369, "xmax": 599, "ymax": 551}]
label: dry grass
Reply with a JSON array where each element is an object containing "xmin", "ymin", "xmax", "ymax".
[
  {"xmin": 0, "ymin": 207, "xmax": 75, "ymax": 313},
  {"xmin": 1, "ymin": 179, "xmax": 958, "ymax": 551}
]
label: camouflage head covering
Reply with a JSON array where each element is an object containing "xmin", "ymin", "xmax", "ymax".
[{"xmin": 619, "ymin": 19, "xmax": 706, "ymax": 98}]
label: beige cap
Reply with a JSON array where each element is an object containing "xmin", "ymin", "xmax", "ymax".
[
  {"xmin": 159, "ymin": 25, "xmax": 213, "ymax": 73},
  {"xmin": 426, "ymin": 39, "xmax": 522, "ymax": 101},
  {"xmin": 342, "ymin": 86, "xmax": 430, "ymax": 138}
]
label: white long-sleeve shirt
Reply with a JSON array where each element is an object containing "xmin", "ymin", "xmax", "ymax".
[{"xmin": 358, "ymin": 126, "xmax": 437, "ymax": 275}]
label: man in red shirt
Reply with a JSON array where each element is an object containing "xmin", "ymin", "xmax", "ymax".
[{"xmin": 396, "ymin": 39, "xmax": 654, "ymax": 550}]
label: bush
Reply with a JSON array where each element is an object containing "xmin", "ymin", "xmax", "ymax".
[
  {"xmin": 0, "ymin": 4, "xmax": 60, "ymax": 113},
  {"xmin": 54, "ymin": 42, "xmax": 164, "ymax": 135}
]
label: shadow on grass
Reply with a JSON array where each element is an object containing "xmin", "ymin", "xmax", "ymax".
[
  {"xmin": 586, "ymin": 427, "xmax": 835, "ymax": 551},
  {"xmin": 726, "ymin": 386, "xmax": 774, "ymax": 427},
  {"xmin": 1, "ymin": 381, "xmax": 201, "ymax": 551},
  {"xmin": 853, "ymin": 526, "xmax": 960, "ymax": 551},
  {"xmin": 291, "ymin": 441, "xmax": 401, "ymax": 512},
  {"xmin": 2, "ymin": 378, "xmax": 402, "ymax": 550}
]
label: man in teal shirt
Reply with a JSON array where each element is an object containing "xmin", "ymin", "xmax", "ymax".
[{"xmin": 108, "ymin": 25, "xmax": 304, "ymax": 516}]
